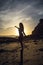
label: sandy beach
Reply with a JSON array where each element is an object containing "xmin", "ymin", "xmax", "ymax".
[{"xmin": 0, "ymin": 40, "xmax": 43, "ymax": 65}]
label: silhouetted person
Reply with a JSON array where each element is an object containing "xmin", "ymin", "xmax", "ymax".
[
  {"xmin": 15, "ymin": 23, "xmax": 26, "ymax": 48},
  {"xmin": 15, "ymin": 23, "xmax": 26, "ymax": 65}
]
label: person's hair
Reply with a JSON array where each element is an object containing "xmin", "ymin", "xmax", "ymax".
[{"xmin": 19, "ymin": 23, "xmax": 24, "ymax": 32}]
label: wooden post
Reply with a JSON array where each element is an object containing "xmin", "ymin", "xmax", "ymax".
[{"xmin": 20, "ymin": 44, "xmax": 23, "ymax": 65}]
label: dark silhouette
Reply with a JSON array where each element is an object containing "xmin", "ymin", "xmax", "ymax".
[
  {"xmin": 32, "ymin": 19, "xmax": 43, "ymax": 39},
  {"xmin": 15, "ymin": 23, "xmax": 26, "ymax": 47},
  {"xmin": 15, "ymin": 23, "xmax": 26, "ymax": 65}
]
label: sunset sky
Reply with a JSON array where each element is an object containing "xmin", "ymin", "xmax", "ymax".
[{"xmin": 0, "ymin": 0, "xmax": 43, "ymax": 36}]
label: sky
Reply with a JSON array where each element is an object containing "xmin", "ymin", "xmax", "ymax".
[{"xmin": 0, "ymin": 0, "xmax": 43, "ymax": 36}]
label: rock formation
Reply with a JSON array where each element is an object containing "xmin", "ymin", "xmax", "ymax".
[{"xmin": 32, "ymin": 19, "xmax": 43, "ymax": 38}]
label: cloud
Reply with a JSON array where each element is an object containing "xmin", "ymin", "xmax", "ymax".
[
  {"xmin": 0, "ymin": 0, "xmax": 43, "ymax": 35},
  {"xmin": 0, "ymin": 0, "xmax": 43, "ymax": 11},
  {"xmin": 0, "ymin": 26, "xmax": 16, "ymax": 35}
]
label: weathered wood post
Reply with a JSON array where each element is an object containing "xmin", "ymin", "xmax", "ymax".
[{"xmin": 20, "ymin": 46, "xmax": 23, "ymax": 65}]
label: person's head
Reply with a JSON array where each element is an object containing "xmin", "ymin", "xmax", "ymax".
[{"xmin": 19, "ymin": 23, "xmax": 24, "ymax": 32}]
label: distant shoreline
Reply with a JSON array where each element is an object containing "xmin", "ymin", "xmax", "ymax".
[{"xmin": 0, "ymin": 35, "xmax": 43, "ymax": 44}]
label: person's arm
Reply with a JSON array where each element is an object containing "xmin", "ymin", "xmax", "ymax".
[{"xmin": 15, "ymin": 26, "xmax": 19, "ymax": 29}]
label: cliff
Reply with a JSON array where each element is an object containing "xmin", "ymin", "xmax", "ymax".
[{"xmin": 32, "ymin": 19, "xmax": 43, "ymax": 38}]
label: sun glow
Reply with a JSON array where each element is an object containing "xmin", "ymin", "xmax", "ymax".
[
  {"xmin": 15, "ymin": 29, "xmax": 19, "ymax": 36},
  {"xmin": 0, "ymin": 15, "xmax": 33, "ymax": 36},
  {"xmin": 0, "ymin": 26, "xmax": 32, "ymax": 36},
  {"xmin": 14, "ymin": 26, "xmax": 32, "ymax": 36}
]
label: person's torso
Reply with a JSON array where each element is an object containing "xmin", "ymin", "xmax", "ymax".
[{"xmin": 19, "ymin": 28, "xmax": 23, "ymax": 36}]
